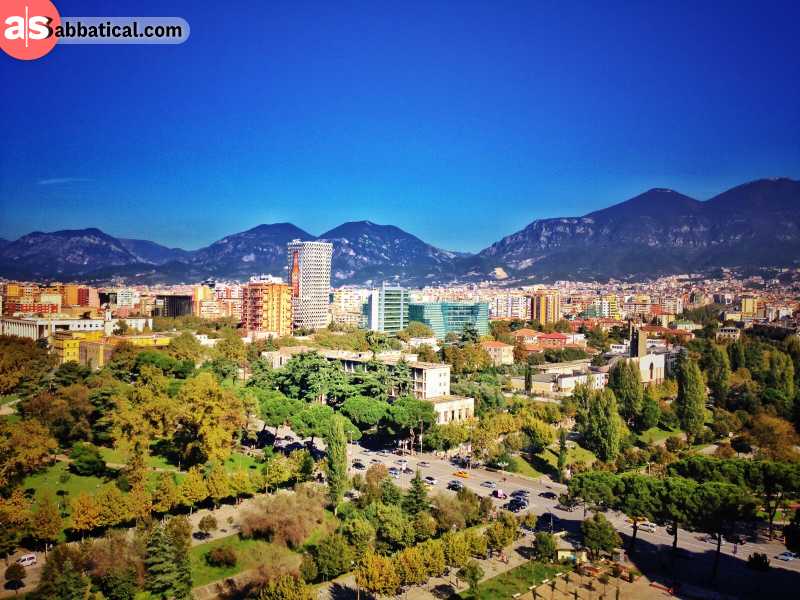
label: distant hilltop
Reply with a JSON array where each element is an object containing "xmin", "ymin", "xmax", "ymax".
[{"xmin": 1, "ymin": 177, "xmax": 799, "ymax": 285}]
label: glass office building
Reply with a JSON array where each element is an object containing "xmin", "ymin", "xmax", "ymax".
[
  {"xmin": 363, "ymin": 283, "xmax": 409, "ymax": 334},
  {"xmin": 408, "ymin": 302, "xmax": 489, "ymax": 340}
]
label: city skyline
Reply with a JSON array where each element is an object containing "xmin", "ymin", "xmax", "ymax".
[{"xmin": 2, "ymin": 1, "xmax": 799, "ymax": 252}]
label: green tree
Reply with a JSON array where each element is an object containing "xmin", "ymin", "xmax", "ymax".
[
  {"xmin": 581, "ymin": 388, "xmax": 623, "ymax": 461},
  {"xmin": 556, "ymin": 428, "xmax": 567, "ymax": 483},
  {"xmin": 457, "ymin": 560, "xmax": 484, "ymax": 598},
  {"xmin": 51, "ymin": 558, "xmax": 91, "ymax": 599},
  {"xmin": 255, "ymin": 391, "xmax": 303, "ymax": 430},
  {"xmin": 314, "ymin": 533, "xmax": 354, "ymax": 581},
  {"xmin": 705, "ymin": 344, "xmax": 731, "ymax": 406},
  {"xmin": 608, "ymin": 361, "xmax": 643, "ymax": 425},
  {"xmin": 145, "ymin": 524, "xmax": 179, "ymax": 596},
  {"xmin": 69, "ymin": 442, "xmax": 106, "ymax": 476},
  {"xmin": 402, "ymin": 470, "xmax": 429, "ymax": 515},
  {"xmin": 618, "ymin": 474, "xmax": 658, "ymax": 552},
  {"xmin": 582, "ymin": 512, "xmax": 621, "ymax": 560},
  {"xmin": 178, "ymin": 466, "xmax": 209, "ymax": 513},
  {"xmin": 340, "ymin": 395, "xmax": 389, "ymax": 430},
  {"xmin": 675, "ymin": 352, "xmax": 707, "ymax": 441},
  {"xmin": 534, "ymin": 532, "xmax": 557, "ymax": 562},
  {"xmin": 637, "ymin": 386, "xmax": 661, "ymax": 431},
  {"xmin": 325, "ymin": 415, "xmax": 349, "ymax": 513},
  {"xmin": 341, "ymin": 517, "xmax": 375, "ymax": 559}
]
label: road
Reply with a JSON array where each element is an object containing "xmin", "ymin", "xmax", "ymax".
[{"xmin": 346, "ymin": 443, "xmax": 800, "ymax": 577}]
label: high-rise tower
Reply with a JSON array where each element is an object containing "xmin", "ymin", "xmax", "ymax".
[{"xmin": 286, "ymin": 239, "xmax": 333, "ymax": 330}]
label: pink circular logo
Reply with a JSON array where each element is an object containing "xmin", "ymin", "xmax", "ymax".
[{"xmin": 0, "ymin": 0, "xmax": 61, "ymax": 61}]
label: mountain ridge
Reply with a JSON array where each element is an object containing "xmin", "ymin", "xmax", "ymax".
[{"xmin": 1, "ymin": 177, "xmax": 798, "ymax": 284}]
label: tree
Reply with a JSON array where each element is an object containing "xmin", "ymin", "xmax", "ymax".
[
  {"xmin": 568, "ymin": 471, "xmax": 621, "ymax": 513},
  {"xmin": 258, "ymin": 574, "xmax": 315, "ymax": 600},
  {"xmin": 204, "ymin": 462, "xmax": 231, "ymax": 507},
  {"xmin": 325, "ymin": 415, "xmax": 349, "ymax": 512},
  {"xmin": 457, "ymin": 560, "xmax": 484, "ymax": 598},
  {"xmin": 167, "ymin": 331, "xmax": 204, "ymax": 363},
  {"xmin": 314, "ymin": 533, "xmax": 354, "ymax": 581},
  {"xmin": 403, "ymin": 470, "xmax": 429, "ymax": 515},
  {"xmin": 618, "ymin": 475, "xmax": 658, "ymax": 552},
  {"xmin": 145, "ymin": 524, "xmax": 180, "ymax": 596},
  {"xmin": 31, "ymin": 493, "xmax": 62, "ymax": 552},
  {"xmin": 152, "ymin": 472, "xmax": 179, "ymax": 513},
  {"xmin": 290, "ymin": 404, "xmax": 335, "ymax": 444},
  {"xmin": 749, "ymin": 413, "xmax": 799, "ymax": 462},
  {"xmin": 521, "ymin": 416, "xmax": 555, "ymax": 456},
  {"xmin": 394, "ymin": 545, "xmax": 428, "ymax": 588},
  {"xmin": 4, "ymin": 562, "xmax": 25, "ymax": 595},
  {"xmin": 340, "ymin": 395, "xmax": 389, "ymax": 431},
  {"xmin": 178, "ymin": 466, "xmax": 209, "ymax": 513},
  {"xmin": 581, "ymin": 513, "xmax": 621, "ymax": 560},
  {"xmin": 261, "ymin": 454, "xmax": 294, "ymax": 492},
  {"xmin": 69, "ymin": 442, "xmax": 106, "ymax": 476},
  {"xmin": 173, "ymin": 372, "xmax": 245, "ymax": 465},
  {"xmin": 535, "ymin": 532, "xmax": 557, "ymax": 562},
  {"xmin": 705, "ymin": 344, "xmax": 731, "ymax": 406},
  {"xmin": 355, "ymin": 550, "xmax": 399, "ymax": 597},
  {"xmin": 442, "ymin": 531, "xmax": 471, "ymax": 568},
  {"xmin": 557, "ymin": 428, "xmax": 567, "ymax": 482},
  {"xmin": 198, "ymin": 514, "xmax": 218, "ymax": 537},
  {"xmin": 655, "ymin": 476, "xmax": 698, "ymax": 550},
  {"xmin": 51, "ymin": 558, "xmax": 91, "ymax": 599},
  {"xmin": 637, "ymin": 386, "xmax": 661, "ymax": 432},
  {"xmin": 0, "ymin": 419, "xmax": 57, "ymax": 488},
  {"xmin": 256, "ymin": 391, "xmax": 303, "ymax": 430},
  {"xmin": 94, "ymin": 483, "xmax": 130, "ymax": 528},
  {"xmin": 127, "ymin": 482, "xmax": 153, "ymax": 522},
  {"xmin": 581, "ymin": 388, "xmax": 623, "ymax": 461},
  {"xmin": 675, "ymin": 352, "xmax": 706, "ymax": 441},
  {"xmin": 341, "ymin": 517, "xmax": 376, "ymax": 559},
  {"xmin": 608, "ymin": 361, "xmax": 642, "ymax": 425},
  {"xmin": 70, "ymin": 493, "xmax": 101, "ymax": 539}
]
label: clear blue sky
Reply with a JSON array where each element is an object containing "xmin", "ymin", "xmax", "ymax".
[{"xmin": 2, "ymin": 0, "xmax": 799, "ymax": 252}]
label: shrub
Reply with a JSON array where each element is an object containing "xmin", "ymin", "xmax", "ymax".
[
  {"xmin": 240, "ymin": 484, "xmax": 325, "ymax": 548},
  {"xmin": 206, "ymin": 546, "xmax": 237, "ymax": 567},
  {"xmin": 198, "ymin": 514, "xmax": 218, "ymax": 536}
]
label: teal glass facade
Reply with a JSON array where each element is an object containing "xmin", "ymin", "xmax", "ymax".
[{"xmin": 408, "ymin": 302, "xmax": 489, "ymax": 340}]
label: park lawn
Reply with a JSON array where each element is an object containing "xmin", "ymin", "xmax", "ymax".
[
  {"xmin": 637, "ymin": 427, "xmax": 678, "ymax": 444},
  {"xmin": 222, "ymin": 451, "xmax": 261, "ymax": 473},
  {"xmin": 513, "ymin": 455, "xmax": 545, "ymax": 479},
  {"xmin": 189, "ymin": 535, "xmax": 301, "ymax": 587},
  {"xmin": 99, "ymin": 446, "xmax": 179, "ymax": 472},
  {"xmin": 0, "ymin": 394, "xmax": 18, "ymax": 405},
  {"xmin": 459, "ymin": 560, "xmax": 563, "ymax": 599}
]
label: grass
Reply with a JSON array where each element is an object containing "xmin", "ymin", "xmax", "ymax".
[
  {"xmin": 637, "ymin": 427, "xmax": 678, "ymax": 444},
  {"xmin": 515, "ymin": 444, "xmax": 597, "ymax": 480},
  {"xmin": 0, "ymin": 394, "xmax": 18, "ymax": 406},
  {"xmin": 189, "ymin": 535, "xmax": 301, "ymax": 587},
  {"xmin": 98, "ymin": 445, "xmax": 260, "ymax": 474},
  {"xmin": 458, "ymin": 560, "xmax": 563, "ymax": 599}
]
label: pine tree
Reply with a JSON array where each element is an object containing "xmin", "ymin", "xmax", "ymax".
[
  {"xmin": 402, "ymin": 470, "xmax": 429, "ymax": 515},
  {"xmin": 145, "ymin": 524, "xmax": 179, "ymax": 596},
  {"xmin": 705, "ymin": 344, "xmax": 731, "ymax": 406},
  {"xmin": 325, "ymin": 415, "xmax": 348, "ymax": 513},
  {"xmin": 637, "ymin": 386, "xmax": 661, "ymax": 431},
  {"xmin": 52, "ymin": 559, "xmax": 91, "ymax": 600},
  {"xmin": 675, "ymin": 352, "xmax": 706, "ymax": 441}
]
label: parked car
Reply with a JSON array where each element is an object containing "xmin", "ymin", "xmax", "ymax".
[
  {"xmin": 16, "ymin": 554, "xmax": 36, "ymax": 567},
  {"xmin": 538, "ymin": 491, "xmax": 558, "ymax": 500},
  {"xmin": 418, "ymin": 461, "xmax": 430, "ymax": 467},
  {"xmin": 511, "ymin": 489, "xmax": 530, "ymax": 498},
  {"xmin": 481, "ymin": 481, "xmax": 497, "ymax": 489},
  {"xmin": 776, "ymin": 551, "xmax": 798, "ymax": 562},
  {"xmin": 352, "ymin": 461, "xmax": 366, "ymax": 470},
  {"xmin": 397, "ymin": 458, "xmax": 408, "ymax": 466},
  {"xmin": 491, "ymin": 489, "xmax": 508, "ymax": 499},
  {"xmin": 423, "ymin": 476, "xmax": 438, "ymax": 485},
  {"xmin": 447, "ymin": 480, "xmax": 464, "ymax": 491},
  {"xmin": 388, "ymin": 467, "xmax": 401, "ymax": 479},
  {"xmin": 638, "ymin": 522, "xmax": 657, "ymax": 533}
]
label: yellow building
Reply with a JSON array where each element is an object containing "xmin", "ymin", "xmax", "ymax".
[
  {"xmin": 242, "ymin": 282, "xmax": 293, "ymax": 337},
  {"xmin": 602, "ymin": 293, "xmax": 621, "ymax": 320},
  {"xmin": 193, "ymin": 285, "xmax": 214, "ymax": 316},
  {"xmin": 51, "ymin": 330, "xmax": 104, "ymax": 364},
  {"xmin": 62, "ymin": 284, "xmax": 80, "ymax": 307},
  {"xmin": 530, "ymin": 290, "xmax": 561, "ymax": 325},
  {"xmin": 741, "ymin": 295, "xmax": 758, "ymax": 317},
  {"xmin": 77, "ymin": 334, "xmax": 172, "ymax": 370},
  {"xmin": 109, "ymin": 334, "xmax": 172, "ymax": 348}
]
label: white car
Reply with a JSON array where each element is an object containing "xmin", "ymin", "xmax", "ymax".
[
  {"xmin": 776, "ymin": 551, "xmax": 798, "ymax": 562},
  {"xmin": 638, "ymin": 522, "xmax": 657, "ymax": 533},
  {"xmin": 16, "ymin": 554, "xmax": 36, "ymax": 567},
  {"xmin": 481, "ymin": 481, "xmax": 497, "ymax": 489},
  {"xmin": 423, "ymin": 476, "xmax": 438, "ymax": 485}
]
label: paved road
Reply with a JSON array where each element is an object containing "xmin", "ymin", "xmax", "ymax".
[{"xmin": 347, "ymin": 443, "xmax": 800, "ymax": 577}]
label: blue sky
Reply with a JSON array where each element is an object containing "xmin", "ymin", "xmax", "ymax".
[{"xmin": 1, "ymin": 0, "xmax": 799, "ymax": 252}]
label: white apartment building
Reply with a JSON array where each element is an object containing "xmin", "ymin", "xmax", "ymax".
[{"xmin": 288, "ymin": 240, "xmax": 333, "ymax": 330}]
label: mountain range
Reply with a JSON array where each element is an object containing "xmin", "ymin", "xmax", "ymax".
[{"xmin": 1, "ymin": 177, "xmax": 798, "ymax": 285}]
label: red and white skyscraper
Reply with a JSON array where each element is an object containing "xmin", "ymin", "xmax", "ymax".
[{"xmin": 287, "ymin": 239, "xmax": 333, "ymax": 330}]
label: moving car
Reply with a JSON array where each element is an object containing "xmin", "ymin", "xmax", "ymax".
[
  {"xmin": 352, "ymin": 461, "xmax": 366, "ymax": 470},
  {"xmin": 423, "ymin": 476, "xmax": 438, "ymax": 485},
  {"xmin": 481, "ymin": 481, "xmax": 497, "ymax": 489},
  {"xmin": 538, "ymin": 491, "xmax": 558, "ymax": 500},
  {"xmin": 511, "ymin": 489, "xmax": 530, "ymax": 498},
  {"xmin": 419, "ymin": 461, "xmax": 430, "ymax": 467},
  {"xmin": 453, "ymin": 470, "xmax": 470, "ymax": 478},
  {"xmin": 638, "ymin": 522, "xmax": 657, "ymax": 533},
  {"xmin": 16, "ymin": 554, "xmax": 36, "ymax": 567},
  {"xmin": 447, "ymin": 480, "xmax": 464, "ymax": 491},
  {"xmin": 776, "ymin": 551, "xmax": 798, "ymax": 562}
]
